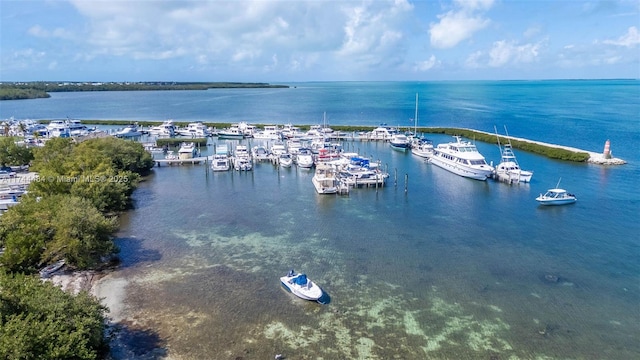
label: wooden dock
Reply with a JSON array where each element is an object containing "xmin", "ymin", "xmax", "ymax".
[{"xmin": 155, "ymin": 156, "xmax": 213, "ymax": 166}]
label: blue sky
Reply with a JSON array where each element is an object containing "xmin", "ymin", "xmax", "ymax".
[{"xmin": 1, "ymin": 0, "xmax": 639, "ymax": 82}]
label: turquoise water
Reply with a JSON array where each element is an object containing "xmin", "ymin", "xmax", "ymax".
[{"xmin": 3, "ymin": 81, "xmax": 639, "ymax": 359}]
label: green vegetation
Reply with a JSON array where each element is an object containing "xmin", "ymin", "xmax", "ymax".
[
  {"xmin": 28, "ymin": 137, "xmax": 154, "ymax": 213},
  {"xmin": 0, "ymin": 195, "xmax": 118, "ymax": 272},
  {"xmin": 0, "ymin": 137, "xmax": 34, "ymax": 166},
  {"xmin": 0, "ymin": 271, "xmax": 108, "ymax": 360},
  {"xmin": 0, "ymin": 87, "xmax": 50, "ymax": 100},
  {"xmin": 0, "ymin": 136, "xmax": 154, "ymax": 358},
  {"xmin": 0, "ymin": 81, "xmax": 289, "ymax": 100}
]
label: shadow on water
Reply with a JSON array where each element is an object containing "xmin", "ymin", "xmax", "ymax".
[
  {"xmin": 107, "ymin": 320, "xmax": 166, "ymax": 360},
  {"xmin": 114, "ymin": 237, "xmax": 162, "ymax": 268},
  {"xmin": 317, "ymin": 291, "xmax": 331, "ymax": 305}
]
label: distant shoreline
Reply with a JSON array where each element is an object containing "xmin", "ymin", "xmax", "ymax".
[{"xmin": 0, "ymin": 82, "xmax": 289, "ymax": 100}]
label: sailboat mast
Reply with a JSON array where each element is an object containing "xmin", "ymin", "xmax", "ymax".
[{"xmin": 414, "ymin": 93, "xmax": 418, "ymax": 135}]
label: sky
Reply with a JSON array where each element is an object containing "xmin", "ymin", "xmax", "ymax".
[{"xmin": 1, "ymin": 0, "xmax": 639, "ymax": 82}]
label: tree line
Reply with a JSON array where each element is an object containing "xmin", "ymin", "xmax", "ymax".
[
  {"xmin": 0, "ymin": 81, "xmax": 288, "ymax": 100},
  {"xmin": 0, "ymin": 136, "xmax": 154, "ymax": 359}
]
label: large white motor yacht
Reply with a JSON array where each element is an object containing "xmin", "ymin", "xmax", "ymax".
[{"xmin": 429, "ymin": 136, "xmax": 494, "ymax": 180}]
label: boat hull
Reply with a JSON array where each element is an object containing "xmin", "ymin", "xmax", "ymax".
[
  {"xmin": 536, "ymin": 197, "xmax": 577, "ymax": 206},
  {"xmin": 280, "ymin": 275, "xmax": 324, "ymax": 301},
  {"xmin": 429, "ymin": 156, "xmax": 493, "ymax": 180}
]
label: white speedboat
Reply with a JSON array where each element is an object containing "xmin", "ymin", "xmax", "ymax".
[
  {"xmin": 429, "ymin": 136, "xmax": 494, "ymax": 180},
  {"xmin": 115, "ymin": 124, "xmax": 143, "ymax": 138},
  {"xmin": 278, "ymin": 153, "xmax": 293, "ymax": 167},
  {"xmin": 536, "ymin": 179, "xmax": 576, "ymax": 205},
  {"xmin": 296, "ymin": 148, "xmax": 315, "ymax": 169},
  {"xmin": 280, "ymin": 270, "xmax": 324, "ymax": 301},
  {"xmin": 536, "ymin": 188, "xmax": 577, "ymax": 206},
  {"xmin": 251, "ymin": 145, "xmax": 271, "ymax": 162}
]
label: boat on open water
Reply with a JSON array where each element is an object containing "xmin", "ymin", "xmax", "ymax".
[
  {"xmin": 536, "ymin": 179, "xmax": 577, "ymax": 205},
  {"xmin": 280, "ymin": 269, "xmax": 324, "ymax": 302}
]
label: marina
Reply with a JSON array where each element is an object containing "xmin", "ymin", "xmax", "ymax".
[{"xmin": 0, "ymin": 80, "xmax": 638, "ymax": 359}]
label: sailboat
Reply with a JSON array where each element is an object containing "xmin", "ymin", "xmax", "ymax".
[
  {"xmin": 493, "ymin": 126, "xmax": 533, "ymax": 183},
  {"xmin": 410, "ymin": 93, "xmax": 434, "ymax": 158}
]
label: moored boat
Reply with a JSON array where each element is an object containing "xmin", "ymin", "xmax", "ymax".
[
  {"xmin": 115, "ymin": 124, "xmax": 143, "ymax": 138},
  {"xmin": 410, "ymin": 137, "xmax": 434, "ymax": 158},
  {"xmin": 312, "ymin": 163, "xmax": 339, "ymax": 194},
  {"xmin": 178, "ymin": 142, "xmax": 199, "ymax": 159},
  {"xmin": 389, "ymin": 133, "xmax": 410, "ymax": 151},
  {"xmin": 429, "ymin": 136, "xmax": 494, "ymax": 180},
  {"xmin": 217, "ymin": 126, "xmax": 245, "ymax": 139}
]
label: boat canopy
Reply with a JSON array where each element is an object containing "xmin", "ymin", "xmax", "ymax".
[
  {"xmin": 350, "ymin": 157, "xmax": 370, "ymax": 168},
  {"xmin": 293, "ymin": 274, "xmax": 308, "ymax": 285}
]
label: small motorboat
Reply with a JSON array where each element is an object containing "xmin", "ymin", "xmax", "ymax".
[
  {"xmin": 536, "ymin": 188, "xmax": 577, "ymax": 206},
  {"xmin": 39, "ymin": 259, "xmax": 66, "ymax": 278},
  {"xmin": 280, "ymin": 270, "xmax": 324, "ymax": 301},
  {"xmin": 536, "ymin": 179, "xmax": 576, "ymax": 205}
]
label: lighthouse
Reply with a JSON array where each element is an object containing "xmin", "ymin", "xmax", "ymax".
[{"xmin": 603, "ymin": 139, "xmax": 612, "ymax": 159}]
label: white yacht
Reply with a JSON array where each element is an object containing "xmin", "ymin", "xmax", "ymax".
[
  {"xmin": 252, "ymin": 125, "xmax": 281, "ymax": 140},
  {"xmin": 493, "ymin": 127, "xmax": 533, "ymax": 183},
  {"xmin": 149, "ymin": 120, "xmax": 176, "ymax": 137},
  {"xmin": 429, "ymin": 136, "xmax": 494, "ymax": 180},
  {"xmin": 312, "ymin": 163, "xmax": 339, "ymax": 194},
  {"xmin": 368, "ymin": 125, "xmax": 397, "ymax": 141},
  {"xmin": 410, "ymin": 138, "xmax": 434, "ymax": 159},
  {"xmin": 66, "ymin": 119, "xmax": 89, "ymax": 136},
  {"xmin": 233, "ymin": 145, "xmax": 252, "ymax": 171},
  {"xmin": 46, "ymin": 120, "xmax": 70, "ymax": 138},
  {"xmin": 217, "ymin": 126, "xmax": 244, "ymax": 139},
  {"xmin": 211, "ymin": 144, "xmax": 230, "ymax": 171},
  {"xmin": 494, "ymin": 143, "xmax": 533, "ymax": 183},
  {"xmin": 177, "ymin": 122, "xmax": 211, "ymax": 137},
  {"xmin": 178, "ymin": 142, "xmax": 198, "ymax": 159},
  {"xmin": 115, "ymin": 124, "xmax": 143, "ymax": 138},
  {"xmin": 389, "ymin": 133, "xmax": 410, "ymax": 151}
]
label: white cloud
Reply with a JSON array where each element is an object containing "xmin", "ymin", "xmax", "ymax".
[
  {"xmin": 414, "ymin": 55, "xmax": 440, "ymax": 72},
  {"xmin": 27, "ymin": 25, "xmax": 73, "ymax": 39},
  {"xmin": 603, "ymin": 26, "xmax": 640, "ymax": 48},
  {"xmin": 430, "ymin": 11, "xmax": 490, "ymax": 49},
  {"xmin": 488, "ymin": 40, "xmax": 541, "ymax": 67},
  {"xmin": 465, "ymin": 40, "xmax": 543, "ymax": 68},
  {"xmin": 429, "ymin": 0, "xmax": 494, "ymax": 49}
]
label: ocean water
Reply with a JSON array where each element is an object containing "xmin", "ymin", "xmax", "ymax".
[{"xmin": 3, "ymin": 81, "xmax": 639, "ymax": 359}]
